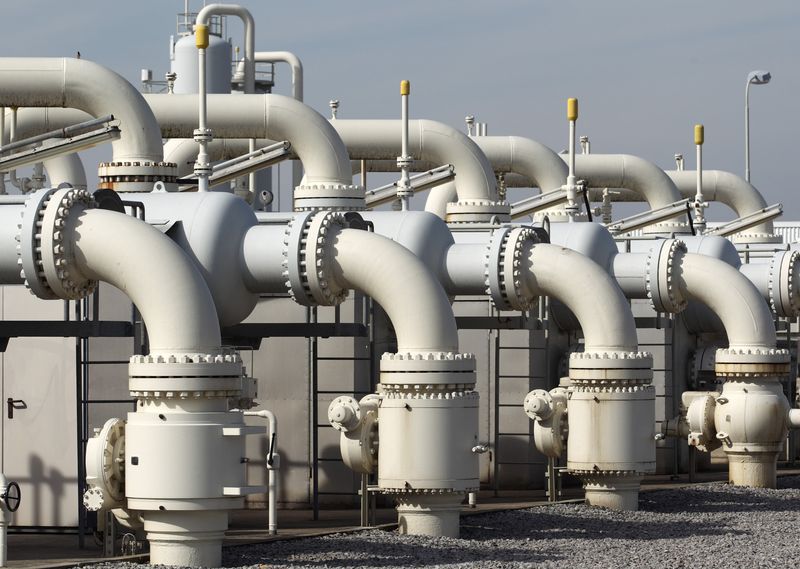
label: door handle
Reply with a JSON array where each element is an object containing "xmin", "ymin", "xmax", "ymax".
[{"xmin": 7, "ymin": 398, "xmax": 26, "ymax": 419}]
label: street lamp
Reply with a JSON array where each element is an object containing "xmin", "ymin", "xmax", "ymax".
[{"xmin": 745, "ymin": 69, "xmax": 771, "ymax": 183}]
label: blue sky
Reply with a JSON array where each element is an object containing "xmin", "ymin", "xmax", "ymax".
[{"xmin": 2, "ymin": 1, "xmax": 799, "ymax": 219}]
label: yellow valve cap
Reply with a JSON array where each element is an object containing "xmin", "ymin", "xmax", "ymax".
[
  {"xmin": 567, "ymin": 97, "xmax": 578, "ymax": 121},
  {"xmin": 567, "ymin": 98, "xmax": 578, "ymax": 121},
  {"xmin": 195, "ymin": 24, "xmax": 209, "ymax": 49},
  {"xmin": 694, "ymin": 124, "xmax": 704, "ymax": 145},
  {"xmin": 400, "ymin": 80, "xmax": 410, "ymax": 96}
]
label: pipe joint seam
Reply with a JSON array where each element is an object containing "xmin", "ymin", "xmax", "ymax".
[
  {"xmin": 646, "ymin": 239, "xmax": 688, "ymax": 314},
  {"xmin": 97, "ymin": 161, "xmax": 178, "ymax": 193},
  {"xmin": 484, "ymin": 226, "xmax": 539, "ymax": 311},
  {"xmin": 380, "ymin": 351, "xmax": 477, "ymax": 387},
  {"xmin": 282, "ymin": 211, "xmax": 350, "ymax": 306},
  {"xmin": 768, "ymin": 250, "xmax": 800, "ymax": 317},
  {"xmin": 19, "ymin": 186, "xmax": 98, "ymax": 300},
  {"xmin": 128, "ymin": 351, "xmax": 245, "ymax": 398},
  {"xmin": 294, "ymin": 183, "xmax": 366, "ymax": 212},
  {"xmin": 568, "ymin": 350, "xmax": 654, "ymax": 384},
  {"xmin": 714, "ymin": 347, "xmax": 790, "ymax": 377}
]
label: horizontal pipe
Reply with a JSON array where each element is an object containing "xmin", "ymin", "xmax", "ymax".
[
  {"xmin": 569, "ymin": 154, "xmax": 683, "ymax": 211},
  {"xmin": 331, "ymin": 119, "xmax": 497, "ymax": 203},
  {"xmin": 145, "ymin": 94, "xmax": 351, "ymax": 186},
  {"xmin": 666, "ymin": 170, "xmax": 774, "ymax": 238},
  {"xmin": 0, "ymin": 58, "xmax": 162, "ymax": 163}
]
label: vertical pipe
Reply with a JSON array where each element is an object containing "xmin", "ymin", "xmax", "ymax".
[
  {"xmin": 694, "ymin": 124, "xmax": 705, "ymax": 231},
  {"xmin": 397, "ymin": 80, "xmax": 412, "ymax": 211},
  {"xmin": 195, "ymin": 24, "xmax": 211, "ymax": 193},
  {"xmin": 268, "ymin": 468, "xmax": 278, "ymax": 535},
  {"xmin": 745, "ymin": 81, "xmax": 751, "ymax": 182}
]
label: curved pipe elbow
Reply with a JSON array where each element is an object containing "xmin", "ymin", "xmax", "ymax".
[
  {"xmin": 330, "ymin": 228, "xmax": 459, "ymax": 353},
  {"xmin": 146, "ymin": 94, "xmax": 351, "ymax": 186},
  {"xmin": 474, "ymin": 136, "xmax": 567, "ymax": 194},
  {"xmin": 666, "ymin": 170, "xmax": 775, "ymax": 238},
  {"xmin": 570, "ymin": 154, "xmax": 682, "ymax": 211},
  {"xmin": 524, "ymin": 244, "xmax": 639, "ymax": 353},
  {"xmin": 72, "ymin": 209, "xmax": 221, "ymax": 352},
  {"xmin": 678, "ymin": 253, "xmax": 777, "ymax": 349},
  {"xmin": 0, "ymin": 58, "xmax": 163, "ymax": 162},
  {"xmin": 331, "ymin": 119, "xmax": 498, "ymax": 202},
  {"xmin": 255, "ymin": 52, "xmax": 302, "ymax": 101},
  {"xmin": 197, "ymin": 4, "xmax": 255, "ymax": 93}
]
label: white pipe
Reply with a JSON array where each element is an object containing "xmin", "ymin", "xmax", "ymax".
[
  {"xmin": 195, "ymin": 23, "xmax": 211, "ymax": 193},
  {"xmin": 145, "ymin": 94, "xmax": 352, "ymax": 186},
  {"xmin": 197, "ymin": 4, "xmax": 255, "ymax": 94},
  {"xmin": 254, "ymin": 51, "xmax": 303, "ymax": 189},
  {"xmin": 254, "ymin": 52, "xmax": 303, "ymax": 102},
  {"xmin": 678, "ymin": 253, "xmax": 776, "ymax": 350},
  {"xmin": 524, "ymin": 244, "xmax": 639, "ymax": 352},
  {"xmin": 240, "ymin": 220, "xmax": 459, "ymax": 351},
  {"xmin": 476, "ymin": 136, "xmax": 568, "ymax": 194},
  {"xmin": 0, "ymin": 58, "xmax": 163, "ymax": 163},
  {"xmin": 329, "ymin": 228, "xmax": 459, "ymax": 353},
  {"xmin": 0, "ymin": 475, "xmax": 8, "ymax": 568},
  {"xmin": 42, "ymin": 154, "xmax": 87, "ymax": 189},
  {"xmin": 568, "ymin": 154, "xmax": 684, "ymax": 211},
  {"xmin": 331, "ymin": 119, "xmax": 498, "ymax": 202},
  {"xmin": 242, "ymin": 410, "xmax": 278, "ymax": 535},
  {"xmin": 72, "ymin": 209, "xmax": 221, "ymax": 352},
  {"xmin": 666, "ymin": 170, "xmax": 776, "ymax": 239},
  {"xmin": 426, "ymin": 135, "xmax": 569, "ymax": 217}
]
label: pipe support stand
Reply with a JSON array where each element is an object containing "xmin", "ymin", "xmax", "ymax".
[
  {"xmin": 375, "ymin": 353, "xmax": 478, "ymax": 535},
  {"xmin": 567, "ymin": 351, "xmax": 654, "ymax": 511}
]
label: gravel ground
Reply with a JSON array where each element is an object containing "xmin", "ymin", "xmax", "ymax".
[{"xmin": 92, "ymin": 476, "xmax": 800, "ymax": 569}]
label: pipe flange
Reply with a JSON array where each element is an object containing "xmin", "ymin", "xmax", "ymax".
[
  {"xmin": 293, "ymin": 183, "xmax": 366, "ymax": 211},
  {"xmin": 282, "ymin": 211, "xmax": 349, "ymax": 306},
  {"xmin": 768, "ymin": 250, "xmax": 800, "ymax": 317},
  {"xmin": 446, "ymin": 199, "xmax": 511, "ymax": 224},
  {"xmin": 129, "ymin": 351, "xmax": 244, "ymax": 397},
  {"xmin": 714, "ymin": 347, "xmax": 790, "ymax": 377},
  {"xmin": 380, "ymin": 351, "xmax": 476, "ymax": 386},
  {"xmin": 568, "ymin": 350, "xmax": 654, "ymax": 383},
  {"xmin": 98, "ymin": 161, "xmax": 178, "ymax": 192},
  {"xmin": 381, "ymin": 486, "xmax": 477, "ymax": 495},
  {"xmin": 381, "ymin": 388, "xmax": 479, "ymax": 401},
  {"xmin": 484, "ymin": 226, "xmax": 538, "ymax": 311},
  {"xmin": 732, "ymin": 232, "xmax": 783, "ymax": 245},
  {"xmin": 642, "ymin": 220, "xmax": 690, "ymax": 235},
  {"xmin": 645, "ymin": 239, "xmax": 688, "ymax": 314},
  {"xmin": 18, "ymin": 186, "xmax": 98, "ymax": 300}
]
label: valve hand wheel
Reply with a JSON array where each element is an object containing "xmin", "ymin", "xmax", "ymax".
[{"xmin": 3, "ymin": 481, "xmax": 21, "ymax": 512}]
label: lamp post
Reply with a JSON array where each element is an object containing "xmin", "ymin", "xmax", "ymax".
[{"xmin": 745, "ymin": 70, "xmax": 771, "ymax": 183}]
